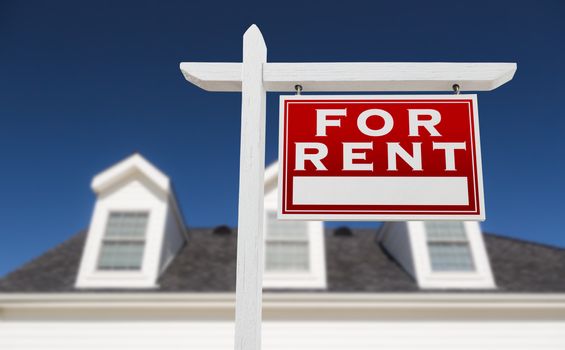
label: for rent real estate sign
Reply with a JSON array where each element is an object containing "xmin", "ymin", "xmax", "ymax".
[{"xmin": 278, "ymin": 95, "xmax": 485, "ymax": 221}]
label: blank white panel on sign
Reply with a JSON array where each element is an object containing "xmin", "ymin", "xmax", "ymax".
[{"xmin": 292, "ymin": 177, "xmax": 469, "ymax": 206}]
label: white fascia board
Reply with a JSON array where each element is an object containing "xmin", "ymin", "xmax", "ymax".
[
  {"xmin": 2, "ymin": 293, "xmax": 565, "ymax": 322},
  {"xmin": 91, "ymin": 154, "xmax": 170, "ymax": 195},
  {"xmin": 2, "ymin": 293, "xmax": 565, "ymax": 308}
]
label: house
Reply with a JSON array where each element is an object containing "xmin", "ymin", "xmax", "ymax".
[{"xmin": 1, "ymin": 153, "xmax": 564, "ymax": 349}]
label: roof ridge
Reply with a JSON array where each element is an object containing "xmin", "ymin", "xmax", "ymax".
[
  {"xmin": 483, "ymin": 232, "xmax": 565, "ymax": 252},
  {"xmin": 187, "ymin": 226, "xmax": 237, "ymax": 233},
  {"xmin": 186, "ymin": 227, "xmax": 565, "ymax": 252}
]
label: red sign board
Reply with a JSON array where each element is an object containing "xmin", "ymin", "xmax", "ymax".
[{"xmin": 278, "ymin": 95, "xmax": 485, "ymax": 221}]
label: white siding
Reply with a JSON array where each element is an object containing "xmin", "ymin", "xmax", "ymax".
[{"xmin": 1, "ymin": 320, "xmax": 564, "ymax": 349}]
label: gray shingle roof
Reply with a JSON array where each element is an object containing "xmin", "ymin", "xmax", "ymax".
[{"xmin": 0, "ymin": 227, "xmax": 564, "ymax": 293}]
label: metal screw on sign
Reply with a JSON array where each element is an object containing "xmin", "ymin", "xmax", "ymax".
[
  {"xmin": 295, "ymin": 84, "xmax": 303, "ymax": 95},
  {"xmin": 453, "ymin": 84, "xmax": 461, "ymax": 95}
]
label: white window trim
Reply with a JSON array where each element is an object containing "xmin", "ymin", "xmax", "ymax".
[
  {"xmin": 410, "ymin": 221, "xmax": 496, "ymax": 289},
  {"xmin": 76, "ymin": 203, "xmax": 160, "ymax": 289},
  {"xmin": 262, "ymin": 209, "xmax": 327, "ymax": 289}
]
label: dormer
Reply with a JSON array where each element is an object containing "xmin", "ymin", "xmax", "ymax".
[
  {"xmin": 263, "ymin": 163, "xmax": 327, "ymax": 289},
  {"xmin": 75, "ymin": 154, "xmax": 187, "ymax": 289},
  {"xmin": 380, "ymin": 221, "xmax": 496, "ymax": 289}
]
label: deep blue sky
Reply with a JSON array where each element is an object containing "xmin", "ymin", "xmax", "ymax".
[{"xmin": 1, "ymin": 1, "xmax": 564, "ymax": 276}]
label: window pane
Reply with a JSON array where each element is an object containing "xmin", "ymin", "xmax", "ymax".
[
  {"xmin": 264, "ymin": 211, "xmax": 310, "ymax": 272},
  {"xmin": 266, "ymin": 212, "xmax": 308, "ymax": 241},
  {"xmin": 265, "ymin": 241, "xmax": 309, "ymax": 272},
  {"xmin": 425, "ymin": 221, "xmax": 475, "ymax": 272},
  {"xmin": 97, "ymin": 211, "xmax": 148, "ymax": 271},
  {"xmin": 428, "ymin": 242, "xmax": 474, "ymax": 271},
  {"xmin": 425, "ymin": 221, "xmax": 467, "ymax": 242},
  {"xmin": 105, "ymin": 212, "xmax": 148, "ymax": 239},
  {"xmin": 98, "ymin": 241, "xmax": 144, "ymax": 270}
]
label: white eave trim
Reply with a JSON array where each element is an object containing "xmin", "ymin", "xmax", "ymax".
[
  {"xmin": 1, "ymin": 293, "xmax": 565, "ymax": 309},
  {"xmin": 91, "ymin": 154, "xmax": 170, "ymax": 195}
]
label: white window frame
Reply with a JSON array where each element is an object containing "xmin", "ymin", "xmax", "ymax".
[
  {"xmin": 410, "ymin": 221, "xmax": 496, "ymax": 289},
  {"xmin": 76, "ymin": 204, "xmax": 158, "ymax": 289},
  {"xmin": 262, "ymin": 209, "xmax": 326, "ymax": 289}
]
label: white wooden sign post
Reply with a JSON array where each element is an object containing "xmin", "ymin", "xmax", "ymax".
[{"xmin": 180, "ymin": 24, "xmax": 516, "ymax": 350}]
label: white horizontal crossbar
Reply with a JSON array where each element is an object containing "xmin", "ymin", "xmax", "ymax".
[{"xmin": 180, "ymin": 62, "xmax": 516, "ymax": 92}]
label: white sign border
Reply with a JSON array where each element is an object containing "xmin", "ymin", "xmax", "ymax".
[{"xmin": 277, "ymin": 94, "xmax": 485, "ymax": 221}]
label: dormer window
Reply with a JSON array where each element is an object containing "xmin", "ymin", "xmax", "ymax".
[
  {"xmin": 425, "ymin": 222, "xmax": 474, "ymax": 272},
  {"xmin": 75, "ymin": 154, "xmax": 187, "ymax": 289},
  {"xmin": 380, "ymin": 221, "xmax": 496, "ymax": 289},
  {"xmin": 265, "ymin": 211, "xmax": 309, "ymax": 272},
  {"xmin": 97, "ymin": 212, "xmax": 149, "ymax": 271},
  {"xmin": 262, "ymin": 210, "xmax": 326, "ymax": 289},
  {"xmin": 262, "ymin": 162, "xmax": 327, "ymax": 289}
]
